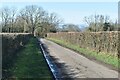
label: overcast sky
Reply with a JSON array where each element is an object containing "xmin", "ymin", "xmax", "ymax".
[{"xmin": 0, "ymin": 1, "xmax": 118, "ymax": 26}]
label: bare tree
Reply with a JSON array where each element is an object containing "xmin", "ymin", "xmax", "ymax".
[
  {"xmin": 0, "ymin": 5, "xmax": 63, "ymax": 34},
  {"xmin": 48, "ymin": 12, "xmax": 63, "ymax": 32},
  {"xmin": 10, "ymin": 7, "xmax": 17, "ymax": 32},
  {"xmin": 84, "ymin": 14, "xmax": 111, "ymax": 32},
  {"xmin": 1, "ymin": 7, "xmax": 10, "ymax": 32},
  {"xmin": 20, "ymin": 5, "xmax": 47, "ymax": 34}
]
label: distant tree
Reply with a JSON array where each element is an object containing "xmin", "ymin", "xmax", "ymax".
[
  {"xmin": 15, "ymin": 16, "xmax": 26, "ymax": 32},
  {"xmin": 1, "ymin": 7, "xmax": 18, "ymax": 32},
  {"xmin": 61, "ymin": 24, "xmax": 81, "ymax": 32},
  {"xmin": 83, "ymin": 14, "xmax": 115, "ymax": 32},
  {"xmin": 48, "ymin": 13, "xmax": 63, "ymax": 32},
  {"xmin": 9, "ymin": 8, "xmax": 17, "ymax": 32},
  {"xmin": 1, "ymin": 7, "xmax": 10, "ymax": 32}
]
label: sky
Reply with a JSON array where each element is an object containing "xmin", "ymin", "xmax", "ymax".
[
  {"xmin": 0, "ymin": 0, "xmax": 119, "ymax": 2},
  {"xmin": 0, "ymin": 1, "xmax": 118, "ymax": 26}
]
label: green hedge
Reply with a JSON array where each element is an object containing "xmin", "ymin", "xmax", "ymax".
[
  {"xmin": 47, "ymin": 31, "xmax": 119, "ymax": 57},
  {"xmin": 1, "ymin": 33, "xmax": 32, "ymax": 78}
]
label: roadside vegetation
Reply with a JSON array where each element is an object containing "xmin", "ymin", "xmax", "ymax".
[
  {"xmin": 2, "ymin": 33, "xmax": 32, "ymax": 78},
  {"xmin": 8, "ymin": 37, "xmax": 53, "ymax": 80},
  {"xmin": 47, "ymin": 38, "xmax": 119, "ymax": 69}
]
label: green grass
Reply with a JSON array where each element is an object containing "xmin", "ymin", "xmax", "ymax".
[
  {"xmin": 10, "ymin": 37, "xmax": 53, "ymax": 80},
  {"xmin": 47, "ymin": 38, "xmax": 120, "ymax": 69}
]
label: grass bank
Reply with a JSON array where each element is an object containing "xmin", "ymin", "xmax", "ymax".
[
  {"xmin": 47, "ymin": 38, "xmax": 119, "ymax": 69},
  {"xmin": 9, "ymin": 37, "xmax": 53, "ymax": 80}
]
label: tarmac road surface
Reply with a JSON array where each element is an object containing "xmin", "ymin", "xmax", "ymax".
[{"xmin": 41, "ymin": 38, "xmax": 118, "ymax": 79}]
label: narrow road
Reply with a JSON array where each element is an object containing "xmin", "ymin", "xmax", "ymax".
[{"xmin": 41, "ymin": 39, "xmax": 118, "ymax": 79}]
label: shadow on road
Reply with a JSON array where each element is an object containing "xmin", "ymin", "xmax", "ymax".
[
  {"xmin": 39, "ymin": 38, "xmax": 119, "ymax": 80},
  {"xmin": 41, "ymin": 40, "xmax": 79, "ymax": 80}
]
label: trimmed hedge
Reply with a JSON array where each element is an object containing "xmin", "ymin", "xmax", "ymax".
[
  {"xmin": 1, "ymin": 33, "xmax": 32, "ymax": 78},
  {"xmin": 47, "ymin": 31, "xmax": 119, "ymax": 57}
]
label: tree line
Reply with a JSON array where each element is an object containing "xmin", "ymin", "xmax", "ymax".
[
  {"xmin": 84, "ymin": 14, "xmax": 119, "ymax": 32},
  {"xmin": 0, "ymin": 5, "xmax": 119, "ymax": 36},
  {"xmin": 0, "ymin": 5, "xmax": 63, "ymax": 36}
]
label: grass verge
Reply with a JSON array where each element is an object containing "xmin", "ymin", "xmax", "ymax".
[
  {"xmin": 9, "ymin": 37, "xmax": 53, "ymax": 80},
  {"xmin": 47, "ymin": 38, "xmax": 120, "ymax": 69}
]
